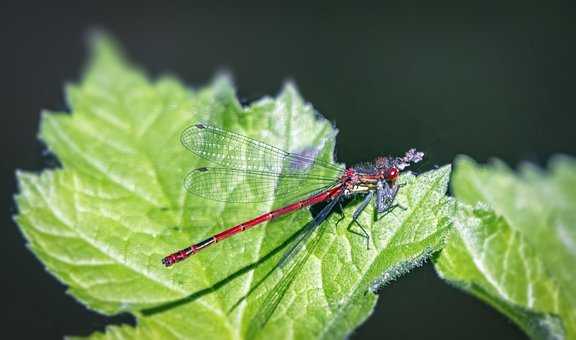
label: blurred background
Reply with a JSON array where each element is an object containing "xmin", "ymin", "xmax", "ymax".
[{"xmin": 1, "ymin": 2, "xmax": 575, "ymax": 339}]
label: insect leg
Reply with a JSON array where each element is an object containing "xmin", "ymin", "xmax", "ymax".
[
  {"xmin": 334, "ymin": 201, "xmax": 346, "ymax": 226},
  {"xmin": 347, "ymin": 192, "xmax": 373, "ymax": 250},
  {"xmin": 376, "ymin": 183, "xmax": 406, "ymax": 221}
]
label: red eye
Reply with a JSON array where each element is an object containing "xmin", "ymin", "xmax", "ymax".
[{"xmin": 386, "ymin": 167, "xmax": 399, "ymax": 181}]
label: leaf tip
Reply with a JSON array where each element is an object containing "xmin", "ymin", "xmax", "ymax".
[
  {"xmin": 437, "ymin": 163, "xmax": 452, "ymax": 175},
  {"xmin": 14, "ymin": 170, "xmax": 39, "ymax": 207},
  {"xmin": 454, "ymin": 154, "xmax": 477, "ymax": 168},
  {"xmin": 207, "ymin": 72, "xmax": 238, "ymax": 106},
  {"xmin": 278, "ymin": 80, "xmax": 305, "ymax": 104},
  {"xmin": 212, "ymin": 70, "xmax": 235, "ymax": 87},
  {"xmin": 85, "ymin": 29, "xmax": 128, "ymax": 70}
]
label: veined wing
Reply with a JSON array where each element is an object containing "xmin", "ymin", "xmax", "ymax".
[
  {"xmin": 181, "ymin": 123, "xmax": 342, "ymax": 175},
  {"xmin": 184, "ymin": 167, "xmax": 338, "ymax": 203},
  {"xmin": 246, "ymin": 196, "xmax": 341, "ymax": 337}
]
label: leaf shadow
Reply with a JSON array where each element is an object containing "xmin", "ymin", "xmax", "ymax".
[
  {"xmin": 230, "ymin": 198, "xmax": 348, "ymax": 319},
  {"xmin": 141, "ymin": 220, "xmax": 312, "ymax": 317},
  {"xmin": 141, "ymin": 197, "xmax": 349, "ymax": 318}
]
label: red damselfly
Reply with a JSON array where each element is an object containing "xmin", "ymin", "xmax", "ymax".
[{"xmin": 162, "ymin": 123, "xmax": 423, "ymax": 267}]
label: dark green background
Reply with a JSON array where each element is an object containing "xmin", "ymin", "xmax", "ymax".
[{"xmin": 2, "ymin": 3, "xmax": 574, "ymax": 339}]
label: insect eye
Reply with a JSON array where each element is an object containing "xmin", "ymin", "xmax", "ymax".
[{"xmin": 386, "ymin": 167, "xmax": 399, "ymax": 181}]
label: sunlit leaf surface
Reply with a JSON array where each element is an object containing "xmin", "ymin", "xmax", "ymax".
[
  {"xmin": 15, "ymin": 34, "xmax": 452, "ymax": 339},
  {"xmin": 435, "ymin": 156, "xmax": 576, "ymax": 339}
]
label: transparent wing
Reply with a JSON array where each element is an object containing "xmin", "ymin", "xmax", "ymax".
[
  {"xmin": 246, "ymin": 197, "xmax": 341, "ymax": 337},
  {"xmin": 276, "ymin": 195, "xmax": 340, "ymax": 268},
  {"xmin": 181, "ymin": 123, "xmax": 342, "ymax": 175},
  {"xmin": 184, "ymin": 167, "xmax": 338, "ymax": 203}
]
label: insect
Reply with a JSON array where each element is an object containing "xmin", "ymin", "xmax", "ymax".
[{"xmin": 162, "ymin": 123, "xmax": 423, "ymax": 267}]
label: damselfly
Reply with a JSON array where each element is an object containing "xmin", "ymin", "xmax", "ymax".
[{"xmin": 162, "ymin": 123, "xmax": 423, "ymax": 267}]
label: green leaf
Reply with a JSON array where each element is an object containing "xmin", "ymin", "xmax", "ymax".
[
  {"xmin": 435, "ymin": 156, "xmax": 576, "ymax": 339},
  {"xmin": 15, "ymin": 33, "xmax": 452, "ymax": 339}
]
